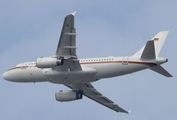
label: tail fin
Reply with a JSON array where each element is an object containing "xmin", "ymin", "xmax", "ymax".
[
  {"xmin": 140, "ymin": 40, "xmax": 155, "ymax": 60},
  {"xmin": 132, "ymin": 31, "xmax": 172, "ymax": 77},
  {"xmin": 133, "ymin": 31, "xmax": 169, "ymax": 58}
]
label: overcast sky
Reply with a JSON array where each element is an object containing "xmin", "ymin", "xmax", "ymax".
[{"xmin": 1, "ymin": 0, "xmax": 177, "ymax": 120}]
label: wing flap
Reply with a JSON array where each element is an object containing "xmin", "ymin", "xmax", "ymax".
[
  {"xmin": 55, "ymin": 59, "xmax": 81, "ymax": 71},
  {"xmin": 65, "ymin": 83, "xmax": 129, "ymax": 114},
  {"xmin": 84, "ymin": 91, "xmax": 129, "ymax": 114}
]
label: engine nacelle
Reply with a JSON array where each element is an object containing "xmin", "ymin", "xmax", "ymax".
[
  {"xmin": 36, "ymin": 57, "xmax": 63, "ymax": 68},
  {"xmin": 55, "ymin": 90, "xmax": 83, "ymax": 102}
]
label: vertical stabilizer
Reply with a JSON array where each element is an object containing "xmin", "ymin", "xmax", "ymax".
[
  {"xmin": 153, "ymin": 31, "xmax": 169, "ymax": 57},
  {"xmin": 132, "ymin": 31, "xmax": 172, "ymax": 77},
  {"xmin": 140, "ymin": 41, "xmax": 155, "ymax": 60},
  {"xmin": 133, "ymin": 31, "xmax": 169, "ymax": 58}
]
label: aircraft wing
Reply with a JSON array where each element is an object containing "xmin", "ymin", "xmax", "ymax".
[
  {"xmin": 64, "ymin": 83, "xmax": 130, "ymax": 114},
  {"xmin": 55, "ymin": 12, "xmax": 81, "ymax": 70},
  {"xmin": 56, "ymin": 11, "xmax": 77, "ymax": 59}
]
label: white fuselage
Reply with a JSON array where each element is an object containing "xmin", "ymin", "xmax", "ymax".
[
  {"xmin": 2, "ymin": 11, "xmax": 171, "ymax": 114},
  {"xmin": 3, "ymin": 56, "xmax": 160, "ymax": 84}
]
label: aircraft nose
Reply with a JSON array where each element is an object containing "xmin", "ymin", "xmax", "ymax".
[
  {"xmin": 2, "ymin": 72, "xmax": 7, "ymax": 80},
  {"xmin": 2, "ymin": 72, "xmax": 10, "ymax": 81}
]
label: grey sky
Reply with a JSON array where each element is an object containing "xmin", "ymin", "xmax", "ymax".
[{"xmin": 1, "ymin": 0, "xmax": 176, "ymax": 120}]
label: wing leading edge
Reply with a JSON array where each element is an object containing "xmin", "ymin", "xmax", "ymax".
[{"xmin": 64, "ymin": 83, "xmax": 130, "ymax": 114}]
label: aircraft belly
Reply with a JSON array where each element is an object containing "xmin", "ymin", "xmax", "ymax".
[
  {"xmin": 8, "ymin": 68, "xmax": 47, "ymax": 82},
  {"xmin": 31, "ymin": 68, "xmax": 48, "ymax": 82},
  {"xmin": 43, "ymin": 67, "xmax": 97, "ymax": 84},
  {"xmin": 83, "ymin": 63, "xmax": 147, "ymax": 79}
]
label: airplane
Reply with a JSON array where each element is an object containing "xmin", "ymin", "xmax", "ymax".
[{"xmin": 2, "ymin": 12, "xmax": 172, "ymax": 114}]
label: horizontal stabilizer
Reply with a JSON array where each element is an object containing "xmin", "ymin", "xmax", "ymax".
[
  {"xmin": 141, "ymin": 41, "xmax": 155, "ymax": 60},
  {"xmin": 149, "ymin": 65, "xmax": 172, "ymax": 77}
]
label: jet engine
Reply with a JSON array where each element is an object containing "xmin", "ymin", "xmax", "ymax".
[
  {"xmin": 36, "ymin": 57, "xmax": 63, "ymax": 68},
  {"xmin": 55, "ymin": 90, "xmax": 83, "ymax": 102}
]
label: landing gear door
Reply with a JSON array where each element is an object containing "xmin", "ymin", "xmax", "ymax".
[{"xmin": 122, "ymin": 56, "xmax": 129, "ymax": 65}]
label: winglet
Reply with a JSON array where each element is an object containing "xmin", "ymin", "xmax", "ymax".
[
  {"xmin": 70, "ymin": 11, "xmax": 77, "ymax": 16},
  {"xmin": 128, "ymin": 110, "xmax": 131, "ymax": 114}
]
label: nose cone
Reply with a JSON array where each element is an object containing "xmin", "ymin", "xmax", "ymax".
[
  {"xmin": 2, "ymin": 72, "xmax": 11, "ymax": 81},
  {"xmin": 2, "ymin": 72, "xmax": 8, "ymax": 80}
]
